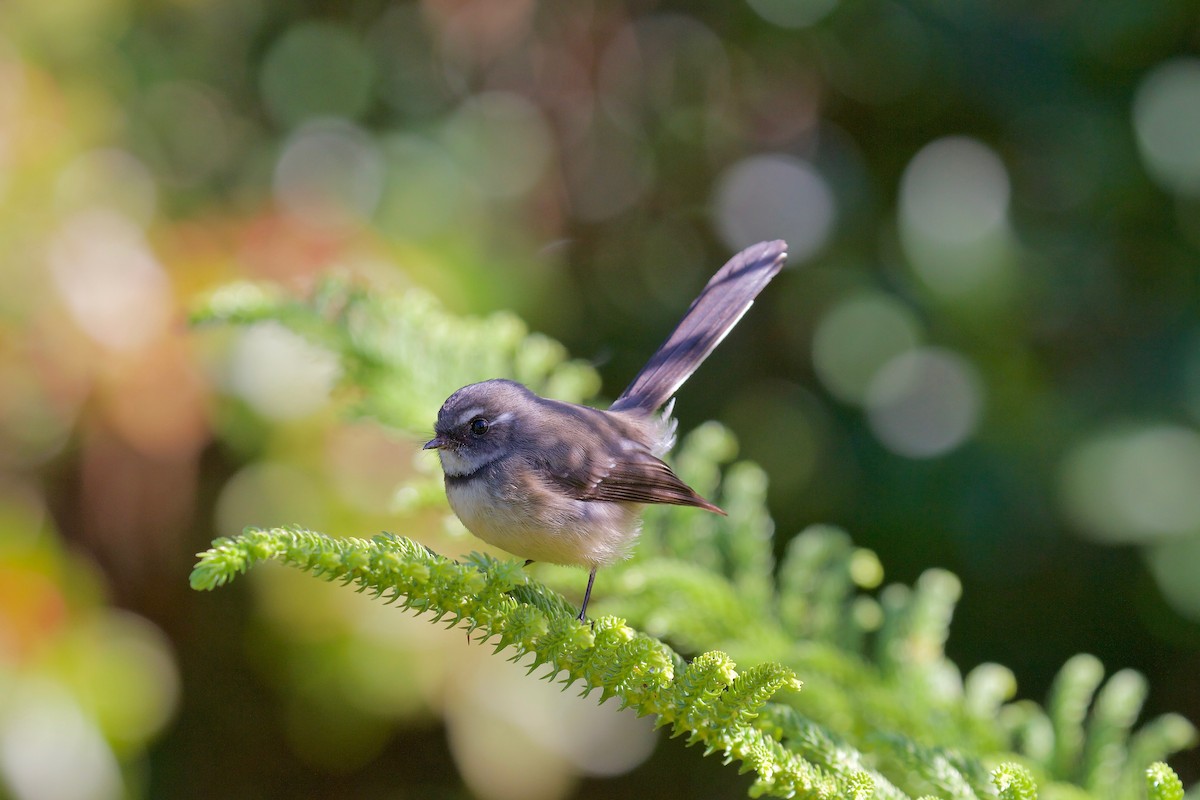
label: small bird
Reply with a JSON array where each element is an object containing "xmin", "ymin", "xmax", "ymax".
[{"xmin": 424, "ymin": 240, "xmax": 788, "ymax": 621}]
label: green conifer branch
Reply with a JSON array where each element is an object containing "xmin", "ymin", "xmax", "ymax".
[{"xmin": 191, "ymin": 527, "xmax": 854, "ymax": 798}]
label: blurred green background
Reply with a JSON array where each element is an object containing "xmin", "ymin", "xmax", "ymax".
[{"xmin": 0, "ymin": 0, "xmax": 1198, "ymax": 797}]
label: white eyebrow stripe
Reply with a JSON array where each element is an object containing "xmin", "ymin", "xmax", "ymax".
[
  {"xmin": 453, "ymin": 407, "xmax": 488, "ymax": 427},
  {"xmin": 452, "ymin": 409, "xmax": 514, "ymax": 428}
]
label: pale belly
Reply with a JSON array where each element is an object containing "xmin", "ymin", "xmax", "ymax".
[{"xmin": 445, "ymin": 476, "xmax": 642, "ymax": 568}]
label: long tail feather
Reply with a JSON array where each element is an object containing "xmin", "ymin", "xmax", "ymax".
[{"xmin": 610, "ymin": 240, "xmax": 788, "ymax": 413}]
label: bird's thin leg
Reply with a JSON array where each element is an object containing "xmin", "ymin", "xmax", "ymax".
[{"xmin": 577, "ymin": 567, "xmax": 597, "ymax": 622}]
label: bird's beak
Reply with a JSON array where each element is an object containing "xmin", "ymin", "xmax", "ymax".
[{"xmin": 423, "ymin": 436, "xmax": 445, "ymax": 450}]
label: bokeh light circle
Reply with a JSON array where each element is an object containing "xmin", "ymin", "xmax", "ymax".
[
  {"xmin": 746, "ymin": 0, "xmax": 838, "ymax": 28},
  {"xmin": 442, "ymin": 92, "xmax": 553, "ymax": 199},
  {"xmin": 713, "ymin": 154, "xmax": 836, "ymax": 261},
  {"xmin": 0, "ymin": 682, "xmax": 122, "ymax": 800},
  {"xmin": 865, "ymin": 347, "xmax": 983, "ymax": 458},
  {"xmin": 140, "ymin": 81, "xmax": 232, "ymax": 187},
  {"xmin": 260, "ymin": 23, "xmax": 375, "ymax": 128},
  {"xmin": 900, "ymin": 136, "xmax": 1010, "ymax": 246},
  {"xmin": 1133, "ymin": 57, "xmax": 1200, "ymax": 196},
  {"xmin": 274, "ymin": 119, "xmax": 384, "ymax": 231},
  {"xmin": 812, "ymin": 291, "xmax": 923, "ymax": 405},
  {"xmin": 898, "ymin": 137, "xmax": 1015, "ymax": 301},
  {"xmin": 1060, "ymin": 424, "xmax": 1200, "ymax": 544},
  {"xmin": 227, "ymin": 322, "xmax": 340, "ymax": 420},
  {"xmin": 47, "ymin": 209, "xmax": 171, "ymax": 352},
  {"xmin": 598, "ymin": 15, "xmax": 731, "ymax": 122},
  {"xmin": 563, "ymin": 122, "xmax": 656, "ymax": 222}
]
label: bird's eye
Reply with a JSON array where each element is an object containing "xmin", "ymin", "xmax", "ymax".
[{"xmin": 469, "ymin": 417, "xmax": 490, "ymax": 436}]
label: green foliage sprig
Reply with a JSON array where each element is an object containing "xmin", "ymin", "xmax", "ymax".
[
  {"xmin": 192, "ymin": 277, "xmax": 600, "ymax": 431},
  {"xmin": 191, "ymin": 526, "xmax": 847, "ymax": 798},
  {"xmin": 192, "ymin": 277, "xmax": 1195, "ymax": 799}
]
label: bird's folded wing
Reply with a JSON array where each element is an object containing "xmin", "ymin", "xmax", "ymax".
[{"xmin": 546, "ymin": 452, "xmax": 724, "ymax": 514}]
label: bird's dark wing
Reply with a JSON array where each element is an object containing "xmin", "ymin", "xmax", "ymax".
[
  {"xmin": 524, "ymin": 397, "xmax": 724, "ymax": 514},
  {"xmin": 542, "ymin": 447, "xmax": 724, "ymax": 514}
]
